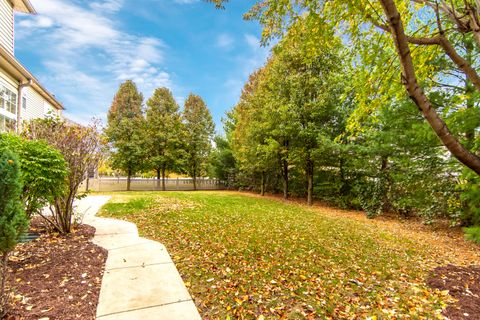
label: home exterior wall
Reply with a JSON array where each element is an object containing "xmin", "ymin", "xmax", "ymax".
[
  {"xmin": 43, "ymin": 99, "xmax": 59, "ymax": 117},
  {"xmin": 0, "ymin": 0, "xmax": 64, "ymax": 133},
  {"xmin": 0, "ymin": 0, "xmax": 14, "ymax": 55},
  {"xmin": 0, "ymin": 66, "xmax": 18, "ymax": 92},
  {"xmin": 22, "ymin": 87, "xmax": 62, "ymax": 121},
  {"xmin": 0, "ymin": 67, "xmax": 18, "ymax": 131},
  {"xmin": 22, "ymin": 86, "xmax": 43, "ymax": 120}
]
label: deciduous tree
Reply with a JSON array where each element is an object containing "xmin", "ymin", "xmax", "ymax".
[
  {"xmin": 145, "ymin": 87, "xmax": 184, "ymax": 190},
  {"xmin": 208, "ymin": 0, "xmax": 480, "ymax": 175},
  {"xmin": 24, "ymin": 118, "xmax": 103, "ymax": 234},
  {"xmin": 183, "ymin": 94, "xmax": 215, "ymax": 190},
  {"xmin": 106, "ymin": 80, "xmax": 146, "ymax": 191}
]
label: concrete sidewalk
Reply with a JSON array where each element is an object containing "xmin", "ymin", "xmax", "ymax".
[{"xmin": 79, "ymin": 196, "xmax": 201, "ymax": 320}]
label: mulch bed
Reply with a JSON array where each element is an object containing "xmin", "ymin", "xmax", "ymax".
[
  {"xmin": 428, "ymin": 265, "xmax": 480, "ymax": 320},
  {"xmin": 3, "ymin": 218, "xmax": 108, "ymax": 320}
]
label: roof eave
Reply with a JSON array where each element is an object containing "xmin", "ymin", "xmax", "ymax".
[
  {"xmin": 0, "ymin": 47, "xmax": 64, "ymax": 110},
  {"xmin": 12, "ymin": 0, "xmax": 36, "ymax": 14}
]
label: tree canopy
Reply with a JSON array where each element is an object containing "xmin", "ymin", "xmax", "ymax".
[{"xmin": 183, "ymin": 93, "xmax": 215, "ymax": 190}]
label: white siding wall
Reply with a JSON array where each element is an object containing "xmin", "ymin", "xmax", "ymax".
[
  {"xmin": 0, "ymin": 68, "xmax": 18, "ymax": 92},
  {"xmin": 22, "ymin": 87, "xmax": 62, "ymax": 121},
  {"xmin": 43, "ymin": 99, "xmax": 57, "ymax": 116},
  {"xmin": 23, "ymin": 86, "xmax": 44, "ymax": 121},
  {"xmin": 0, "ymin": 0, "xmax": 14, "ymax": 55}
]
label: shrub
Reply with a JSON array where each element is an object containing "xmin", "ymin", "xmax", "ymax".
[
  {"xmin": 0, "ymin": 150, "xmax": 28, "ymax": 317},
  {"xmin": 0, "ymin": 134, "xmax": 68, "ymax": 218},
  {"xmin": 459, "ymin": 171, "xmax": 480, "ymax": 226},
  {"xmin": 23, "ymin": 117, "xmax": 103, "ymax": 234},
  {"xmin": 464, "ymin": 227, "xmax": 480, "ymax": 244}
]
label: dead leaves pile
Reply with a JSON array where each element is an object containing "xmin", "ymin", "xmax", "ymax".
[{"xmin": 100, "ymin": 191, "xmax": 479, "ymax": 319}]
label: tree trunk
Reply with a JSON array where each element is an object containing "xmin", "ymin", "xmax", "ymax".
[
  {"xmin": 339, "ymin": 156, "xmax": 348, "ymax": 195},
  {"xmin": 379, "ymin": 0, "xmax": 480, "ymax": 175},
  {"xmin": 127, "ymin": 169, "xmax": 132, "ymax": 191},
  {"xmin": 156, "ymin": 169, "xmax": 161, "ymax": 190},
  {"xmin": 0, "ymin": 252, "xmax": 8, "ymax": 318},
  {"xmin": 306, "ymin": 158, "xmax": 314, "ymax": 206},
  {"xmin": 193, "ymin": 166, "xmax": 197, "ymax": 191},
  {"xmin": 282, "ymin": 159, "xmax": 289, "ymax": 200},
  {"xmin": 380, "ymin": 155, "xmax": 391, "ymax": 213},
  {"xmin": 161, "ymin": 165, "xmax": 166, "ymax": 191},
  {"xmin": 260, "ymin": 171, "xmax": 265, "ymax": 196}
]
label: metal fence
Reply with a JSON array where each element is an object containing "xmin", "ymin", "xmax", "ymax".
[{"xmin": 80, "ymin": 177, "xmax": 226, "ymax": 192}]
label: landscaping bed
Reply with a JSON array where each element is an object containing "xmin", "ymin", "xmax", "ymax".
[
  {"xmin": 4, "ymin": 219, "xmax": 107, "ymax": 320},
  {"xmin": 428, "ymin": 265, "xmax": 480, "ymax": 319},
  {"xmin": 100, "ymin": 191, "xmax": 480, "ymax": 319}
]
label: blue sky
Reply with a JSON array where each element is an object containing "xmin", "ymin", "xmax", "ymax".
[{"xmin": 14, "ymin": 0, "xmax": 270, "ymax": 132}]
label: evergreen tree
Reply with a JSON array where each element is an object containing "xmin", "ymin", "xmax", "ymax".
[
  {"xmin": 106, "ymin": 80, "xmax": 146, "ymax": 191},
  {"xmin": 145, "ymin": 87, "xmax": 184, "ymax": 190},
  {"xmin": 183, "ymin": 94, "xmax": 215, "ymax": 190},
  {"xmin": 0, "ymin": 150, "xmax": 28, "ymax": 316}
]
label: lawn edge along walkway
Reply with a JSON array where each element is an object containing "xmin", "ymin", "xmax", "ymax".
[{"xmin": 80, "ymin": 195, "xmax": 201, "ymax": 320}]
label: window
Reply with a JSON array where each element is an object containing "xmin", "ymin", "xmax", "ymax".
[
  {"xmin": 0, "ymin": 85, "xmax": 17, "ymax": 115},
  {"xmin": 22, "ymin": 96, "xmax": 27, "ymax": 111},
  {"xmin": 0, "ymin": 114, "xmax": 16, "ymax": 132}
]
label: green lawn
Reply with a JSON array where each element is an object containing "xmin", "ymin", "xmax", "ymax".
[{"xmin": 99, "ymin": 191, "xmax": 456, "ymax": 319}]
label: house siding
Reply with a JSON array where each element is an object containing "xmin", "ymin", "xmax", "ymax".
[
  {"xmin": 22, "ymin": 86, "xmax": 44, "ymax": 121},
  {"xmin": 0, "ymin": 67, "xmax": 18, "ymax": 92},
  {"xmin": 0, "ymin": 0, "xmax": 14, "ymax": 55},
  {"xmin": 43, "ymin": 99, "xmax": 58, "ymax": 117}
]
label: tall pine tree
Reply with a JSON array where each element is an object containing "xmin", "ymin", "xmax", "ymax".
[
  {"xmin": 106, "ymin": 80, "xmax": 145, "ymax": 191},
  {"xmin": 183, "ymin": 94, "xmax": 215, "ymax": 190}
]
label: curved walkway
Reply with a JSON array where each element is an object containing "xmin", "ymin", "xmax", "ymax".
[{"xmin": 79, "ymin": 196, "xmax": 201, "ymax": 320}]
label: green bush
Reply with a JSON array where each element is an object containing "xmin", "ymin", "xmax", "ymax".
[
  {"xmin": 464, "ymin": 226, "xmax": 480, "ymax": 244},
  {"xmin": 0, "ymin": 134, "xmax": 68, "ymax": 217},
  {"xmin": 0, "ymin": 150, "xmax": 28, "ymax": 316},
  {"xmin": 23, "ymin": 118, "xmax": 102, "ymax": 234},
  {"xmin": 459, "ymin": 171, "xmax": 480, "ymax": 226}
]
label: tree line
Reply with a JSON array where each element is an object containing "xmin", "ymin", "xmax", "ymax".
[
  {"xmin": 205, "ymin": 0, "xmax": 480, "ymax": 242},
  {"xmin": 105, "ymin": 81, "xmax": 215, "ymax": 191}
]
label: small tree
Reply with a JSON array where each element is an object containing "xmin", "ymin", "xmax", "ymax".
[
  {"xmin": 209, "ymin": 135, "xmax": 236, "ymax": 185},
  {"xmin": 24, "ymin": 118, "xmax": 103, "ymax": 234},
  {"xmin": 106, "ymin": 80, "xmax": 146, "ymax": 191},
  {"xmin": 145, "ymin": 87, "xmax": 184, "ymax": 190},
  {"xmin": 0, "ymin": 134, "xmax": 67, "ymax": 218},
  {"xmin": 183, "ymin": 94, "xmax": 215, "ymax": 190},
  {"xmin": 0, "ymin": 150, "xmax": 28, "ymax": 317}
]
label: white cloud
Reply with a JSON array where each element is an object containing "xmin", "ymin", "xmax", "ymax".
[
  {"xmin": 244, "ymin": 34, "xmax": 261, "ymax": 50},
  {"xmin": 174, "ymin": 0, "xmax": 199, "ymax": 4},
  {"xmin": 16, "ymin": 0, "xmax": 175, "ymax": 124},
  {"xmin": 18, "ymin": 16, "xmax": 54, "ymax": 28},
  {"xmin": 89, "ymin": 0, "xmax": 123, "ymax": 12},
  {"xmin": 216, "ymin": 33, "xmax": 234, "ymax": 50},
  {"xmin": 242, "ymin": 33, "xmax": 271, "ymax": 74}
]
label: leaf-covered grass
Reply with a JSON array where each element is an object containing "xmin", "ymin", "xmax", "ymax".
[{"xmin": 99, "ymin": 191, "xmax": 477, "ymax": 319}]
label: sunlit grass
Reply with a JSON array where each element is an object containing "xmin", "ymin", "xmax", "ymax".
[{"xmin": 99, "ymin": 191, "xmax": 451, "ymax": 319}]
